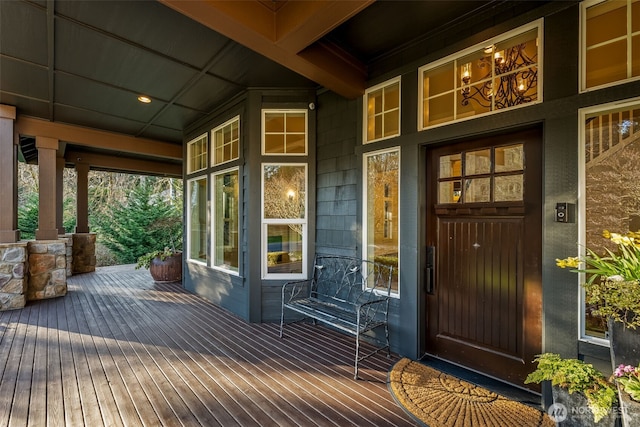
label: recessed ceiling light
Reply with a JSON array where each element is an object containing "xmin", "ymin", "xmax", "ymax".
[{"xmin": 137, "ymin": 95, "xmax": 151, "ymax": 104}]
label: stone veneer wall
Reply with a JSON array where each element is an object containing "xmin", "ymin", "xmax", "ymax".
[
  {"xmin": 0, "ymin": 242, "xmax": 27, "ymax": 310},
  {"xmin": 72, "ymin": 233, "xmax": 96, "ymax": 274},
  {"xmin": 26, "ymin": 239, "xmax": 67, "ymax": 301}
]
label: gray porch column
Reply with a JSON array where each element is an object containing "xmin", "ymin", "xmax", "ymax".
[
  {"xmin": 0, "ymin": 105, "xmax": 19, "ymax": 243},
  {"xmin": 75, "ymin": 163, "xmax": 90, "ymax": 233},
  {"xmin": 35, "ymin": 136, "xmax": 59, "ymax": 240},
  {"xmin": 56, "ymin": 156, "xmax": 66, "ymax": 235}
]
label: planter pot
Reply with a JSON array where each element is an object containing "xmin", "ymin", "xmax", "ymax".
[
  {"xmin": 149, "ymin": 252, "xmax": 182, "ymax": 283},
  {"xmin": 608, "ymin": 318, "xmax": 640, "ymax": 427},
  {"xmin": 608, "ymin": 317, "xmax": 640, "ymax": 367},
  {"xmin": 551, "ymin": 386, "xmax": 616, "ymax": 427}
]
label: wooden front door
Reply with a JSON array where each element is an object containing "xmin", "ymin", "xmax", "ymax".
[{"xmin": 425, "ymin": 128, "xmax": 542, "ymax": 389}]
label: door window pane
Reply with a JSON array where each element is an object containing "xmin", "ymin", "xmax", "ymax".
[{"xmin": 213, "ymin": 169, "xmax": 239, "ymax": 272}]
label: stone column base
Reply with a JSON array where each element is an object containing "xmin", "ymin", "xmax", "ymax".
[
  {"xmin": 0, "ymin": 242, "xmax": 27, "ymax": 311},
  {"xmin": 72, "ymin": 233, "xmax": 96, "ymax": 274},
  {"xmin": 27, "ymin": 239, "xmax": 67, "ymax": 301}
]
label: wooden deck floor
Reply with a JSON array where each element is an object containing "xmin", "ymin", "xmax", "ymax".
[{"xmin": 0, "ymin": 266, "xmax": 416, "ymax": 426}]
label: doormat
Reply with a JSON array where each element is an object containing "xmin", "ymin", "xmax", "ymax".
[{"xmin": 388, "ymin": 358, "xmax": 554, "ymax": 427}]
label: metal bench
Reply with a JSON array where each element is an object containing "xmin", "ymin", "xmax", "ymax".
[{"xmin": 279, "ymin": 255, "xmax": 394, "ymax": 379}]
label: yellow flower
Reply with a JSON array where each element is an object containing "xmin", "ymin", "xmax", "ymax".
[
  {"xmin": 610, "ymin": 232, "xmax": 633, "ymax": 246},
  {"xmin": 602, "ymin": 230, "xmax": 611, "ymax": 239},
  {"xmin": 556, "ymin": 257, "xmax": 580, "ymax": 268}
]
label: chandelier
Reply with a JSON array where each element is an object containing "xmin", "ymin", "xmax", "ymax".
[{"xmin": 460, "ymin": 43, "xmax": 537, "ymax": 109}]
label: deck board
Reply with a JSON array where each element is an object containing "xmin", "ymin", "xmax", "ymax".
[{"xmin": 0, "ymin": 266, "xmax": 416, "ymax": 426}]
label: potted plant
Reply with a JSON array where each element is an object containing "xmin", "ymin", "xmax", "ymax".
[
  {"xmin": 525, "ymin": 353, "xmax": 618, "ymax": 426},
  {"xmin": 612, "ymin": 364, "xmax": 640, "ymax": 427},
  {"xmin": 135, "ymin": 217, "xmax": 183, "ymax": 283},
  {"xmin": 557, "ymin": 230, "xmax": 640, "ymax": 426}
]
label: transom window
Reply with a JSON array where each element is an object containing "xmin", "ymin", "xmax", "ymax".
[
  {"xmin": 419, "ymin": 21, "xmax": 541, "ymax": 129},
  {"xmin": 582, "ymin": 0, "xmax": 640, "ymax": 91},
  {"xmin": 186, "ymin": 133, "xmax": 208, "ymax": 174},
  {"xmin": 438, "ymin": 144, "xmax": 524, "ymax": 204},
  {"xmin": 262, "ymin": 110, "xmax": 307, "ymax": 155},
  {"xmin": 212, "ymin": 116, "xmax": 239, "ymax": 165},
  {"xmin": 363, "ymin": 77, "xmax": 401, "ymax": 143}
]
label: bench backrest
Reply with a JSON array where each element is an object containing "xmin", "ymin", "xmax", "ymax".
[{"xmin": 311, "ymin": 255, "xmax": 393, "ymax": 308}]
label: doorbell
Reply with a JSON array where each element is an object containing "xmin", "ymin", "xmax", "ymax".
[{"xmin": 555, "ymin": 202, "xmax": 574, "ymax": 223}]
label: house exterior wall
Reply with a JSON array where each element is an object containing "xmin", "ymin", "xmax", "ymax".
[{"xmin": 182, "ymin": 2, "xmax": 640, "ymax": 373}]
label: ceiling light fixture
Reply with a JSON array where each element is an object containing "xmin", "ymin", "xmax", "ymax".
[
  {"xmin": 460, "ymin": 42, "xmax": 537, "ymax": 109},
  {"xmin": 137, "ymin": 95, "xmax": 152, "ymax": 104}
]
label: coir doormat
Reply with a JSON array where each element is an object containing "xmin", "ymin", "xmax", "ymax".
[{"xmin": 388, "ymin": 358, "xmax": 554, "ymax": 427}]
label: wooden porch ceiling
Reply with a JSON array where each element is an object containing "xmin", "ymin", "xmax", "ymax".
[{"xmin": 159, "ymin": 0, "xmax": 371, "ymax": 100}]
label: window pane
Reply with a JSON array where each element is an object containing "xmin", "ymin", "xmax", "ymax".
[
  {"xmin": 586, "ymin": 1, "xmax": 626, "ymax": 47},
  {"xmin": 188, "ymin": 178, "xmax": 208, "ymax": 263},
  {"xmin": 494, "ymin": 175, "xmax": 523, "ymax": 201},
  {"xmin": 265, "ymin": 113, "xmax": 284, "ymax": 132},
  {"xmin": 263, "ymin": 111, "xmax": 307, "ymax": 154},
  {"xmin": 495, "ymin": 144, "xmax": 524, "ymax": 172},
  {"xmin": 266, "ymin": 224, "xmax": 303, "ymax": 274},
  {"xmin": 423, "ymin": 64, "xmax": 454, "ymax": 96},
  {"xmin": 365, "ymin": 79, "xmax": 400, "ymax": 142},
  {"xmin": 264, "ymin": 134, "xmax": 284, "ymax": 154},
  {"xmin": 464, "ymin": 177, "xmax": 490, "ymax": 202},
  {"xmin": 383, "ymin": 111, "xmax": 399, "ymax": 137},
  {"xmin": 263, "ymin": 165, "xmax": 306, "ymax": 219},
  {"xmin": 427, "ymin": 92, "xmax": 455, "ymax": 126},
  {"xmin": 586, "ymin": 40, "xmax": 628, "ymax": 88},
  {"xmin": 286, "ymin": 113, "xmax": 306, "ymax": 133},
  {"xmin": 365, "ymin": 150, "xmax": 399, "ymax": 292},
  {"xmin": 285, "ymin": 134, "xmax": 305, "ymax": 154},
  {"xmin": 583, "ymin": 102, "xmax": 640, "ymax": 338},
  {"xmin": 439, "ymin": 153, "xmax": 462, "ymax": 178},
  {"xmin": 213, "ymin": 118, "xmax": 239, "ymax": 165},
  {"xmin": 187, "ymin": 135, "xmax": 207, "ymax": 174},
  {"xmin": 385, "ymin": 82, "xmax": 400, "ymax": 111},
  {"xmin": 214, "ymin": 170, "xmax": 238, "ymax": 272},
  {"xmin": 465, "ymin": 149, "xmax": 491, "ymax": 175},
  {"xmin": 633, "ymin": 35, "xmax": 640, "ymax": 77},
  {"xmin": 439, "ymin": 180, "xmax": 462, "ymax": 204}
]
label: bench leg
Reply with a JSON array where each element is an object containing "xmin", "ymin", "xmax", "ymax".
[
  {"xmin": 279, "ymin": 304, "xmax": 285, "ymax": 338},
  {"xmin": 354, "ymin": 333, "xmax": 360, "ymax": 380}
]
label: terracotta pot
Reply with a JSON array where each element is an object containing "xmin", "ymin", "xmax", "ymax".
[{"xmin": 149, "ymin": 252, "xmax": 182, "ymax": 283}]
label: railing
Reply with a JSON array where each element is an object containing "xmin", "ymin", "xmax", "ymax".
[{"xmin": 585, "ymin": 109, "xmax": 640, "ymax": 168}]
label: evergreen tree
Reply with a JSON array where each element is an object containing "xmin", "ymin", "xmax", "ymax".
[{"xmin": 91, "ymin": 177, "xmax": 182, "ymax": 264}]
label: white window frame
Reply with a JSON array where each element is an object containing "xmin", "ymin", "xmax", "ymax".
[
  {"xmin": 186, "ymin": 133, "xmax": 208, "ymax": 174},
  {"xmin": 577, "ymin": 96, "xmax": 640, "ymax": 346},
  {"xmin": 362, "ymin": 147, "xmax": 401, "ymax": 297},
  {"xmin": 363, "ymin": 76, "xmax": 402, "ymax": 144},
  {"xmin": 211, "ymin": 167, "xmax": 240, "ymax": 275},
  {"xmin": 186, "ymin": 176, "xmax": 208, "ymax": 266},
  {"xmin": 418, "ymin": 19, "xmax": 543, "ymax": 131},
  {"xmin": 261, "ymin": 163, "xmax": 308, "ymax": 280},
  {"xmin": 261, "ymin": 109, "xmax": 308, "ymax": 156},
  {"xmin": 580, "ymin": 0, "xmax": 640, "ymax": 93},
  {"xmin": 211, "ymin": 115, "xmax": 240, "ymax": 166}
]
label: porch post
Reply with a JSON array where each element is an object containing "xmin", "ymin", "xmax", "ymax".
[
  {"xmin": 56, "ymin": 156, "xmax": 66, "ymax": 235},
  {"xmin": 75, "ymin": 163, "xmax": 90, "ymax": 233},
  {"xmin": 0, "ymin": 105, "xmax": 19, "ymax": 243},
  {"xmin": 35, "ymin": 136, "xmax": 60, "ymax": 240}
]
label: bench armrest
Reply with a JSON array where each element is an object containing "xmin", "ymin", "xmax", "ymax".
[
  {"xmin": 281, "ymin": 279, "xmax": 312, "ymax": 304},
  {"xmin": 357, "ymin": 297, "xmax": 390, "ymax": 329}
]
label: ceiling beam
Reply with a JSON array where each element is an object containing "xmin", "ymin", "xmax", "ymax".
[
  {"xmin": 15, "ymin": 116, "xmax": 182, "ymax": 161},
  {"xmin": 65, "ymin": 150, "xmax": 182, "ymax": 178},
  {"xmin": 158, "ymin": 0, "xmax": 372, "ymax": 99}
]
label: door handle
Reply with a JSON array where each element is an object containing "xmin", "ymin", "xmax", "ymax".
[{"xmin": 425, "ymin": 246, "xmax": 435, "ymax": 294}]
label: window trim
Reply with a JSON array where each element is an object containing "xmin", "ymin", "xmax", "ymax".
[
  {"xmin": 261, "ymin": 109, "xmax": 308, "ymax": 156},
  {"xmin": 577, "ymin": 96, "xmax": 640, "ymax": 346},
  {"xmin": 261, "ymin": 162, "xmax": 308, "ymax": 280},
  {"xmin": 362, "ymin": 147, "xmax": 401, "ymax": 297},
  {"xmin": 186, "ymin": 175, "xmax": 208, "ymax": 266},
  {"xmin": 417, "ymin": 19, "xmax": 543, "ymax": 131},
  {"xmin": 580, "ymin": 0, "xmax": 640, "ymax": 93},
  {"xmin": 211, "ymin": 115, "xmax": 240, "ymax": 166},
  {"xmin": 210, "ymin": 166, "xmax": 240, "ymax": 276},
  {"xmin": 186, "ymin": 133, "xmax": 208, "ymax": 175},
  {"xmin": 363, "ymin": 76, "xmax": 402, "ymax": 144}
]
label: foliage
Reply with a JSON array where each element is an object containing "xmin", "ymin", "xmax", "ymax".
[
  {"xmin": 135, "ymin": 247, "xmax": 181, "ymax": 270},
  {"xmin": 91, "ymin": 177, "xmax": 182, "ymax": 265},
  {"xmin": 557, "ymin": 230, "xmax": 640, "ymax": 329},
  {"xmin": 525, "ymin": 353, "xmax": 617, "ymax": 422},
  {"xmin": 17, "ymin": 192, "xmax": 38, "ymax": 240},
  {"xmin": 613, "ymin": 364, "xmax": 640, "ymax": 402}
]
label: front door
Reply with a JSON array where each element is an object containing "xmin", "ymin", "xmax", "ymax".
[{"xmin": 425, "ymin": 128, "xmax": 542, "ymax": 389}]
